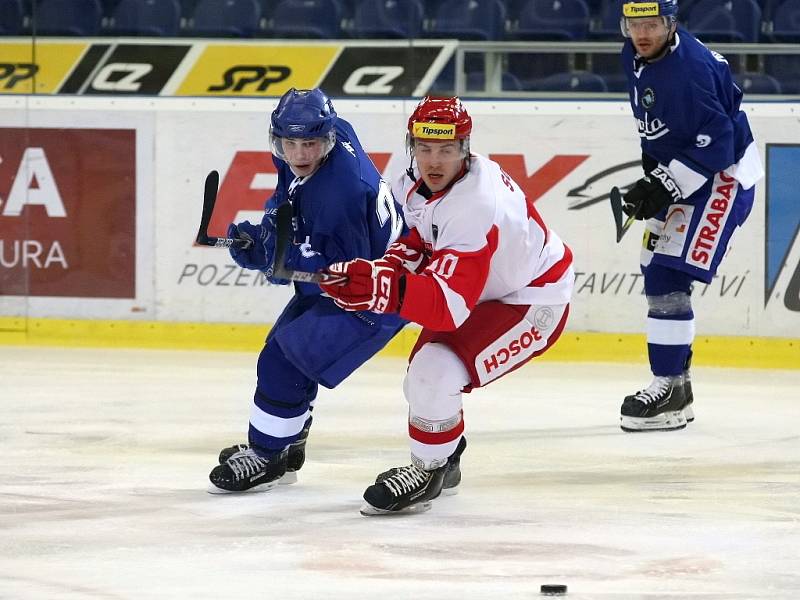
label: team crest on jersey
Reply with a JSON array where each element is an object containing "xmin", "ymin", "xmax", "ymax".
[{"xmin": 641, "ymin": 87, "xmax": 656, "ymax": 109}]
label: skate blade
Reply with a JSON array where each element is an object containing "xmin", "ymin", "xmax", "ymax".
[
  {"xmin": 278, "ymin": 470, "xmax": 298, "ymax": 485},
  {"xmin": 206, "ymin": 481, "xmax": 279, "ymax": 495},
  {"xmin": 359, "ymin": 501, "xmax": 432, "ymax": 516},
  {"xmin": 620, "ymin": 410, "xmax": 687, "ymax": 432}
]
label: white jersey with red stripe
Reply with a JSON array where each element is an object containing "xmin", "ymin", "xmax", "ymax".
[{"xmin": 392, "ymin": 153, "xmax": 574, "ymax": 331}]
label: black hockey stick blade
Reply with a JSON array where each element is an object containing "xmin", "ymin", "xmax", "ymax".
[
  {"xmin": 610, "ymin": 186, "xmax": 636, "ymax": 243},
  {"xmin": 195, "ymin": 170, "xmax": 251, "ymax": 249},
  {"xmin": 271, "ymin": 203, "xmax": 347, "ymax": 285}
]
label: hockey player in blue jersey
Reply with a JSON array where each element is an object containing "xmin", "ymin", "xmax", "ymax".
[
  {"xmin": 208, "ymin": 88, "xmax": 406, "ymax": 492},
  {"xmin": 616, "ymin": 0, "xmax": 763, "ymax": 432}
]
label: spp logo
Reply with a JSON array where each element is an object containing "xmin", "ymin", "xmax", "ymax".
[
  {"xmin": 0, "ymin": 63, "xmax": 38, "ymax": 90},
  {"xmin": 208, "ymin": 66, "xmax": 291, "ymax": 93}
]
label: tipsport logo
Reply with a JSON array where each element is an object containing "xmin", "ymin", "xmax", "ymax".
[{"xmin": 765, "ymin": 144, "xmax": 800, "ymax": 311}]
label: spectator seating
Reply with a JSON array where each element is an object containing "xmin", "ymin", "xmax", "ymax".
[
  {"xmin": 188, "ymin": 0, "xmax": 261, "ymax": 37},
  {"xmin": 765, "ymin": 54, "xmax": 800, "ymax": 93},
  {"xmin": 351, "ymin": 0, "xmax": 423, "ymax": 39},
  {"xmin": 685, "ymin": 0, "xmax": 761, "ymax": 42},
  {"xmin": 107, "ymin": 0, "xmax": 180, "ymax": 36},
  {"xmin": 36, "ymin": 0, "xmax": 103, "ymax": 35},
  {"xmin": 735, "ymin": 71, "xmax": 783, "ymax": 93},
  {"xmin": 510, "ymin": 0, "xmax": 590, "ymax": 40},
  {"xmin": 426, "ymin": 0, "xmax": 507, "ymax": 40},
  {"xmin": 589, "ymin": 0, "xmax": 622, "ymax": 40},
  {"xmin": 528, "ymin": 70, "xmax": 609, "ymax": 92},
  {"xmin": 506, "ymin": 51, "xmax": 571, "ymax": 89},
  {"xmin": 769, "ymin": 0, "xmax": 800, "ymax": 41},
  {"xmin": 0, "ymin": 0, "xmax": 24, "ymax": 34},
  {"xmin": 269, "ymin": 0, "xmax": 342, "ymax": 38}
]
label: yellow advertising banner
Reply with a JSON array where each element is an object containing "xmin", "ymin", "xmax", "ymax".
[
  {"xmin": 177, "ymin": 45, "xmax": 339, "ymax": 96},
  {"xmin": 0, "ymin": 42, "xmax": 88, "ymax": 94}
]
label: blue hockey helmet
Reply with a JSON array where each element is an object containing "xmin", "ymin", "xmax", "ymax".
[
  {"xmin": 270, "ymin": 88, "xmax": 337, "ymax": 163},
  {"xmin": 620, "ymin": 0, "xmax": 678, "ymax": 37},
  {"xmin": 621, "ymin": 0, "xmax": 678, "ymax": 19}
]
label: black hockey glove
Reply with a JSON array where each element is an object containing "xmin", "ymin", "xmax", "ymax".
[{"xmin": 623, "ymin": 166, "xmax": 683, "ymax": 220}]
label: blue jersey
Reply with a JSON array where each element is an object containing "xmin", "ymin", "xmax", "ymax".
[
  {"xmin": 622, "ymin": 27, "xmax": 762, "ymax": 200},
  {"xmin": 258, "ymin": 117, "xmax": 406, "ymax": 392},
  {"xmin": 268, "ymin": 118, "xmax": 404, "ymax": 296}
]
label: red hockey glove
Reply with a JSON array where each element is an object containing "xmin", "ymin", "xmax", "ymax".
[
  {"xmin": 383, "ymin": 241, "xmax": 425, "ymax": 273},
  {"xmin": 320, "ymin": 258, "xmax": 402, "ymax": 314}
]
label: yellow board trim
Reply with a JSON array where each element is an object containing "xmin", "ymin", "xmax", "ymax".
[
  {"xmin": 623, "ymin": 2, "xmax": 660, "ymax": 17},
  {"xmin": 0, "ymin": 317, "xmax": 797, "ymax": 369}
]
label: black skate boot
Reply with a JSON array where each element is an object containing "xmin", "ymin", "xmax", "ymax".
[
  {"xmin": 682, "ymin": 351, "xmax": 694, "ymax": 423},
  {"xmin": 208, "ymin": 446, "xmax": 288, "ymax": 493},
  {"xmin": 216, "ymin": 426, "xmax": 309, "ymax": 485},
  {"xmin": 620, "ymin": 375, "xmax": 687, "ymax": 432},
  {"xmin": 360, "ymin": 439, "xmax": 466, "ymax": 516},
  {"xmin": 374, "ymin": 436, "xmax": 467, "ymax": 496}
]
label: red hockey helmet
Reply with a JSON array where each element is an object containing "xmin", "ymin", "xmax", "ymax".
[{"xmin": 407, "ymin": 96, "xmax": 472, "ymax": 142}]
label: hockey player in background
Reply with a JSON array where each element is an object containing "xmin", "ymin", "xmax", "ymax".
[
  {"xmin": 320, "ymin": 97, "xmax": 574, "ymax": 514},
  {"xmin": 615, "ymin": 0, "xmax": 763, "ymax": 432},
  {"xmin": 208, "ymin": 88, "xmax": 406, "ymax": 493}
]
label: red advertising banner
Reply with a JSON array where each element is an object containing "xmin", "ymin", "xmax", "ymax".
[{"xmin": 0, "ymin": 128, "xmax": 136, "ymax": 298}]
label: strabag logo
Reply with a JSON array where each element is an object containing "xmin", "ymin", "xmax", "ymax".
[{"xmin": 0, "ymin": 128, "xmax": 136, "ymax": 298}]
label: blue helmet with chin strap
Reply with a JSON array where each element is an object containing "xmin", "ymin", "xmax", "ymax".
[
  {"xmin": 620, "ymin": 0, "xmax": 678, "ymax": 37},
  {"xmin": 269, "ymin": 88, "xmax": 337, "ymax": 163},
  {"xmin": 270, "ymin": 88, "xmax": 337, "ymax": 139},
  {"xmin": 621, "ymin": 0, "xmax": 678, "ymax": 20}
]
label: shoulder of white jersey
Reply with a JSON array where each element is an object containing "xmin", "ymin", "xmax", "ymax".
[{"xmin": 434, "ymin": 155, "xmax": 498, "ymax": 253}]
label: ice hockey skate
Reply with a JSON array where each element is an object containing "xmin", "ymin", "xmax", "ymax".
[
  {"xmin": 620, "ymin": 375, "xmax": 687, "ymax": 432},
  {"xmin": 360, "ymin": 437, "xmax": 466, "ymax": 516},
  {"xmin": 207, "ymin": 447, "xmax": 288, "ymax": 493},
  {"xmin": 216, "ymin": 427, "xmax": 309, "ymax": 485},
  {"xmin": 682, "ymin": 352, "xmax": 695, "ymax": 423}
]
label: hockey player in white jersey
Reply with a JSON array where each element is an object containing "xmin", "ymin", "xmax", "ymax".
[
  {"xmin": 320, "ymin": 96, "xmax": 574, "ymax": 514},
  {"xmin": 616, "ymin": 0, "xmax": 763, "ymax": 432}
]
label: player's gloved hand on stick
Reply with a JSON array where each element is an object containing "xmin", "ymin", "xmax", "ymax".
[
  {"xmin": 228, "ymin": 221, "xmax": 270, "ymax": 270},
  {"xmin": 320, "ymin": 258, "xmax": 403, "ymax": 314},
  {"xmin": 383, "ymin": 240, "xmax": 425, "ymax": 273},
  {"xmin": 623, "ymin": 166, "xmax": 683, "ymax": 220}
]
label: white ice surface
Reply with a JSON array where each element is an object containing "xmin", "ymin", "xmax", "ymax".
[{"xmin": 1, "ymin": 346, "xmax": 798, "ymax": 600}]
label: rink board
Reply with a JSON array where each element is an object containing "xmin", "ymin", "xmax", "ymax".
[{"xmin": 0, "ymin": 97, "xmax": 798, "ymax": 366}]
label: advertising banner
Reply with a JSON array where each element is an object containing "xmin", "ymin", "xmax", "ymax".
[
  {"xmin": 0, "ymin": 127, "xmax": 136, "ymax": 298},
  {"xmin": 0, "ymin": 97, "xmax": 798, "ymax": 339},
  {"xmin": 0, "ymin": 39, "xmax": 454, "ymax": 97}
]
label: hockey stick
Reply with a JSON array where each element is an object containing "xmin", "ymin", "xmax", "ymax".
[
  {"xmin": 610, "ymin": 186, "xmax": 638, "ymax": 243},
  {"xmin": 270, "ymin": 203, "xmax": 348, "ymax": 285},
  {"xmin": 195, "ymin": 170, "xmax": 252, "ymax": 249}
]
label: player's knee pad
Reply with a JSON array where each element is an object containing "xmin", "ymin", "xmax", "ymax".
[{"xmin": 404, "ymin": 342, "xmax": 469, "ymax": 422}]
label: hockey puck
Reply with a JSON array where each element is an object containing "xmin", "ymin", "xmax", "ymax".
[{"xmin": 540, "ymin": 584, "xmax": 567, "ymax": 595}]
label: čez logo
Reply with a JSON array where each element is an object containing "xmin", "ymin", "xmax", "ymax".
[
  {"xmin": 208, "ymin": 65, "xmax": 291, "ymax": 93},
  {"xmin": 90, "ymin": 63, "xmax": 153, "ymax": 92},
  {"xmin": 0, "ymin": 63, "xmax": 38, "ymax": 90},
  {"xmin": 343, "ymin": 66, "xmax": 404, "ymax": 95}
]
